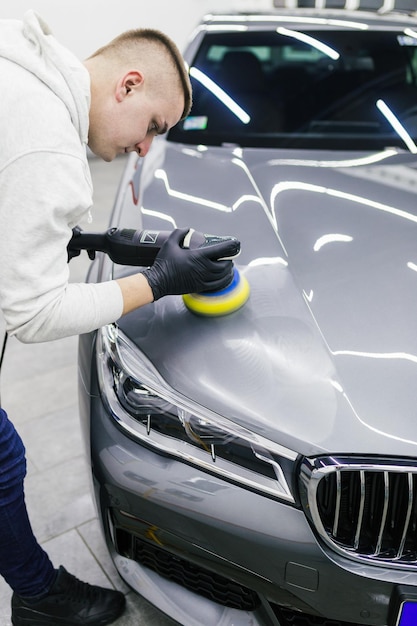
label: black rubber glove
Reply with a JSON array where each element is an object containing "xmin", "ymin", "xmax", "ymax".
[{"xmin": 142, "ymin": 228, "xmax": 237, "ymax": 301}]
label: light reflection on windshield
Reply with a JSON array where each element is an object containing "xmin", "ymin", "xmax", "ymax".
[{"xmin": 170, "ymin": 28, "xmax": 417, "ymax": 151}]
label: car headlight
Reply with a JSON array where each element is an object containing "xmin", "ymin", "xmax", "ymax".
[{"xmin": 96, "ymin": 324, "xmax": 299, "ymax": 504}]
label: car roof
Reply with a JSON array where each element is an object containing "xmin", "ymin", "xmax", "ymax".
[{"xmin": 201, "ymin": 6, "xmax": 417, "ymax": 30}]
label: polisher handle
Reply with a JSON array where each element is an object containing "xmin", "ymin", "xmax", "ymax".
[{"xmin": 68, "ymin": 226, "xmax": 240, "ymax": 266}]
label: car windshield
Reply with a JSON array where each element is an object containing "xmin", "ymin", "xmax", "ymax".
[{"xmin": 168, "ymin": 28, "xmax": 417, "ymax": 150}]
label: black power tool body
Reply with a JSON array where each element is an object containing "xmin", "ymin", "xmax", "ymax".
[{"xmin": 67, "ymin": 226, "xmax": 239, "ymax": 265}]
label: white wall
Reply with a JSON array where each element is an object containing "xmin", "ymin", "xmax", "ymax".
[{"xmin": 0, "ymin": 0, "xmax": 273, "ymax": 58}]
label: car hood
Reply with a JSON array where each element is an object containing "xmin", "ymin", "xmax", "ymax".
[{"xmin": 117, "ymin": 142, "xmax": 417, "ymax": 457}]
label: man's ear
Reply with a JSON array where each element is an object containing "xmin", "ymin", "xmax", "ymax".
[{"xmin": 115, "ymin": 70, "xmax": 144, "ymax": 102}]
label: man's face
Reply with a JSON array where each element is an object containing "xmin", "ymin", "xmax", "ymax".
[{"xmin": 88, "ymin": 71, "xmax": 184, "ymax": 162}]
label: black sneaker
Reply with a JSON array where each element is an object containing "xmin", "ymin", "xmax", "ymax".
[{"xmin": 11, "ymin": 566, "xmax": 126, "ymax": 625}]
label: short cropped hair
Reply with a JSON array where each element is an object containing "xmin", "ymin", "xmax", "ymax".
[{"xmin": 88, "ymin": 28, "xmax": 192, "ymax": 119}]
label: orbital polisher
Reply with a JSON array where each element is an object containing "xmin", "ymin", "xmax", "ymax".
[{"xmin": 68, "ymin": 226, "xmax": 250, "ymax": 317}]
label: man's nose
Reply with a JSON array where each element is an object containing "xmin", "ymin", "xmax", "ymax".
[{"xmin": 137, "ymin": 135, "xmax": 154, "ymax": 157}]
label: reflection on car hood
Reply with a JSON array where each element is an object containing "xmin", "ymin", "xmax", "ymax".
[{"xmin": 118, "ymin": 142, "xmax": 417, "ymax": 457}]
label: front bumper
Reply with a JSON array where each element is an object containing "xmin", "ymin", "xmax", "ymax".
[{"xmin": 79, "ymin": 335, "xmax": 417, "ymax": 626}]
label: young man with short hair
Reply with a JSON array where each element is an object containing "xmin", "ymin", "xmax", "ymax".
[{"xmin": 0, "ymin": 11, "xmax": 234, "ymax": 625}]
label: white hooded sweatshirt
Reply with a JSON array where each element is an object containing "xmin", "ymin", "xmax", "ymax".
[{"xmin": 0, "ymin": 11, "xmax": 123, "ymax": 343}]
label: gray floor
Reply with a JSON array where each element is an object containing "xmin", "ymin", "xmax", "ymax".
[{"xmin": 0, "ymin": 155, "xmax": 176, "ymax": 625}]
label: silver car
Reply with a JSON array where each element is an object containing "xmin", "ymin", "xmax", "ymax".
[{"xmin": 78, "ymin": 4, "xmax": 417, "ymax": 625}]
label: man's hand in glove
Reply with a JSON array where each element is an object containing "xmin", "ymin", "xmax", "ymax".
[{"xmin": 141, "ymin": 228, "xmax": 238, "ymax": 301}]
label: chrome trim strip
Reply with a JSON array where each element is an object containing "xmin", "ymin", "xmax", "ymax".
[
  {"xmin": 396, "ymin": 472, "xmax": 413, "ymax": 561},
  {"xmin": 374, "ymin": 471, "xmax": 389, "ymax": 556},
  {"xmin": 332, "ymin": 470, "xmax": 341, "ymax": 537},
  {"xmin": 353, "ymin": 470, "xmax": 365, "ymax": 551}
]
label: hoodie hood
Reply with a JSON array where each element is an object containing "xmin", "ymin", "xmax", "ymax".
[{"xmin": 0, "ymin": 10, "xmax": 90, "ymax": 143}]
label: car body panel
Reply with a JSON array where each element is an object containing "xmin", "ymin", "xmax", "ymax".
[
  {"xmin": 87, "ymin": 380, "xmax": 413, "ymax": 626},
  {"xmin": 115, "ymin": 144, "xmax": 417, "ymax": 458}
]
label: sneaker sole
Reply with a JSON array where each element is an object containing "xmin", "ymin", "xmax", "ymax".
[
  {"xmin": 12, "ymin": 618, "xmax": 121, "ymax": 626},
  {"xmin": 12, "ymin": 605, "xmax": 124, "ymax": 626}
]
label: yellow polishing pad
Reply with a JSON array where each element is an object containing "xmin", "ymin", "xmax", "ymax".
[{"xmin": 183, "ymin": 268, "xmax": 250, "ymax": 317}]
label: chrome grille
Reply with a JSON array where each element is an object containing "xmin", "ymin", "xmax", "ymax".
[{"xmin": 301, "ymin": 457, "xmax": 417, "ymax": 568}]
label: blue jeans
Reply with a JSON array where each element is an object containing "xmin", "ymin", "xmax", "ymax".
[{"xmin": 0, "ymin": 408, "xmax": 55, "ymax": 597}]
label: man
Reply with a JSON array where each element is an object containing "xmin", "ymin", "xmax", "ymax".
[{"xmin": 0, "ymin": 11, "xmax": 235, "ymax": 626}]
